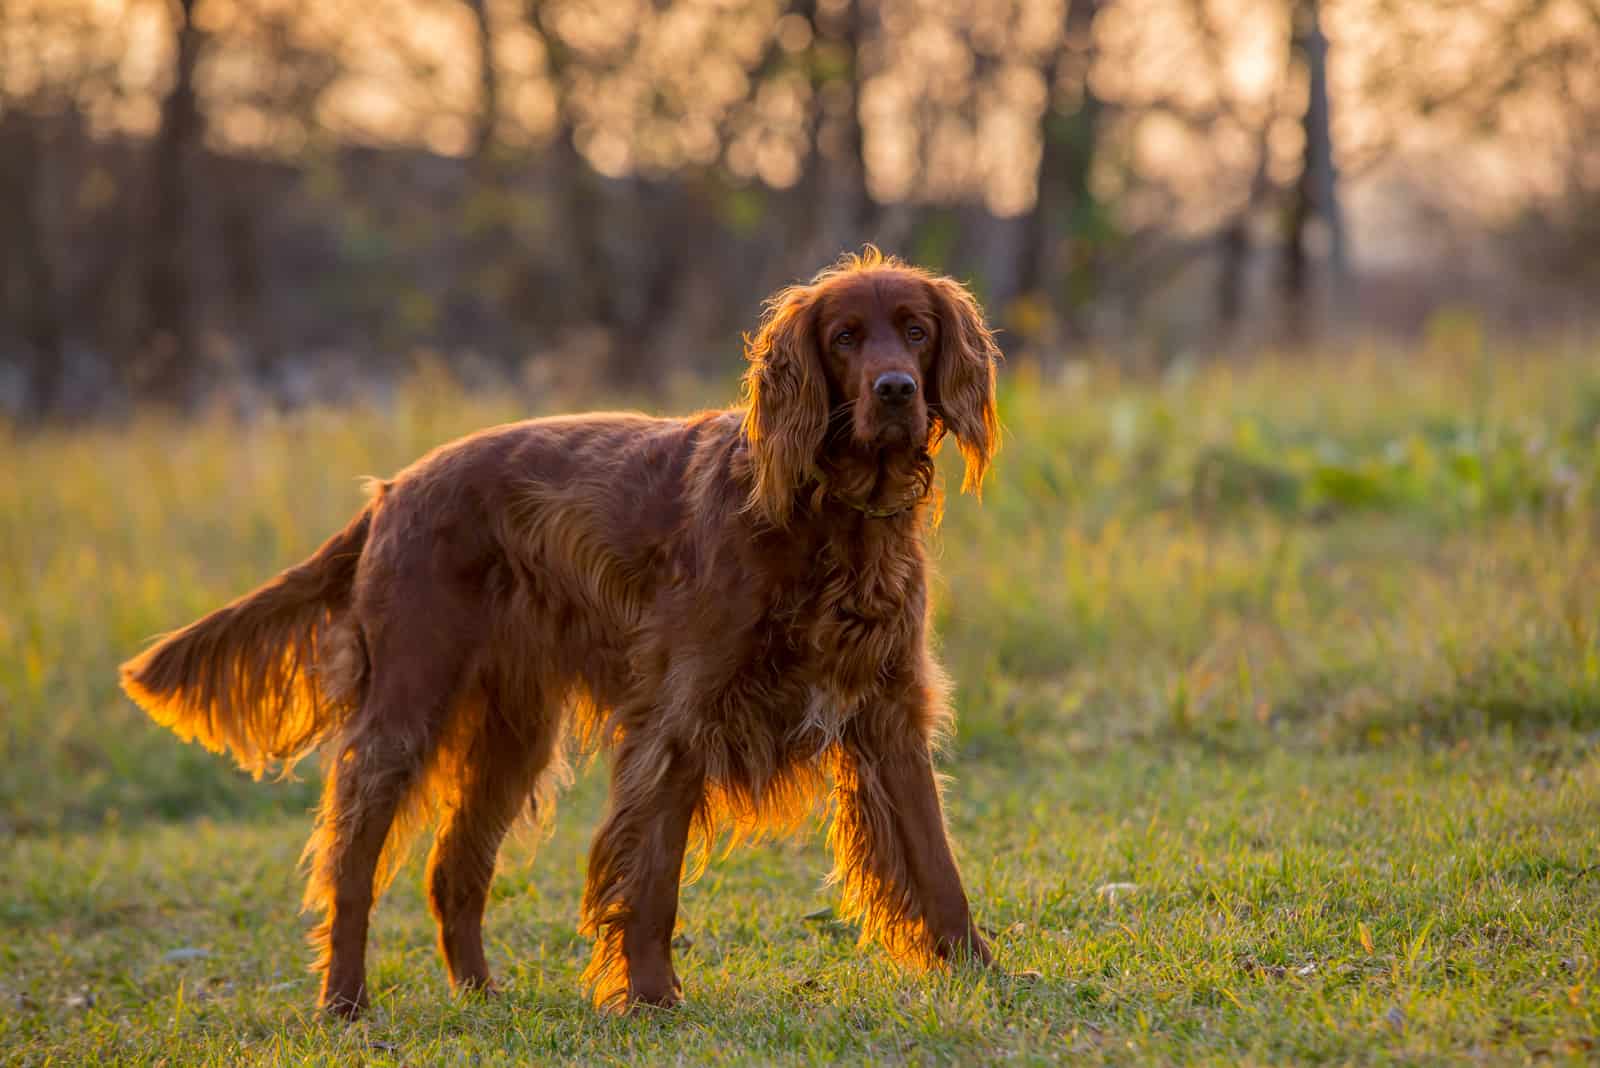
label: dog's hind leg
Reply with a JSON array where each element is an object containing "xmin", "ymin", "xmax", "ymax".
[
  {"xmin": 425, "ymin": 680, "xmax": 561, "ymax": 994},
  {"xmin": 303, "ymin": 617, "xmax": 475, "ymax": 1018}
]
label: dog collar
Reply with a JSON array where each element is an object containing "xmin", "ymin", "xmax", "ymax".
[
  {"xmin": 837, "ymin": 497, "xmax": 917, "ymax": 518},
  {"xmin": 824, "ymin": 485, "xmax": 929, "ymax": 519}
]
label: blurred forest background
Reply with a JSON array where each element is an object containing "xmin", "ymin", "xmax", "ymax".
[{"xmin": 2, "ymin": 0, "xmax": 1598, "ymax": 418}]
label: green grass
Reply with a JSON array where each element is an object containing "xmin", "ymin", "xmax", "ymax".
[{"xmin": 4, "ymin": 342, "xmax": 1600, "ymax": 1064}]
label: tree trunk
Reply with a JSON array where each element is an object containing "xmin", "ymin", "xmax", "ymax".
[
  {"xmin": 1217, "ymin": 217, "xmax": 1249, "ymax": 334},
  {"xmin": 527, "ymin": 1, "xmax": 610, "ymax": 327},
  {"xmin": 842, "ymin": 0, "xmax": 877, "ymax": 242},
  {"xmin": 718, "ymin": 0, "xmax": 826, "ymax": 283},
  {"xmin": 1020, "ymin": 0, "xmax": 1102, "ymax": 339},
  {"xmin": 1216, "ymin": 119, "xmax": 1274, "ymax": 335},
  {"xmin": 465, "ymin": 0, "xmax": 498, "ymax": 162},
  {"xmin": 811, "ymin": 0, "xmax": 877, "ymax": 251},
  {"xmin": 785, "ymin": 0, "xmax": 826, "ymax": 258},
  {"xmin": 0, "ymin": 114, "xmax": 65, "ymax": 417},
  {"xmin": 1281, "ymin": 0, "xmax": 1346, "ymax": 339},
  {"xmin": 135, "ymin": 0, "xmax": 204, "ymax": 407},
  {"xmin": 526, "ymin": 0, "xmax": 672, "ymax": 391},
  {"xmin": 218, "ymin": 159, "xmax": 275, "ymax": 386}
]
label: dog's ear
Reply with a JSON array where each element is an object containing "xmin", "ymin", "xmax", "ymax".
[
  {"xmin": 741, "ymin": 283, "xmax": 827, "ymax": 526},
  {"xmin": 927, "ymin": 275, "xmax": 1000, "ymax": 496}
]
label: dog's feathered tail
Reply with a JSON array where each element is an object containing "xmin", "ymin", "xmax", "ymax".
[{"xmin": 119, "ymin": 502, "xmax": 375, "ymax": 778}]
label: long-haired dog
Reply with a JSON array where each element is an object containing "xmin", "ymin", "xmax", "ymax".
[{"xmin": 120, "ymin": 248, "xmax": 1000, "ymax": 1016}]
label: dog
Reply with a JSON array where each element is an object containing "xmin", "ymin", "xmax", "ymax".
[{"xmin": 120, "ymin": 248, "xmax": 1000, "ymax": 1016}]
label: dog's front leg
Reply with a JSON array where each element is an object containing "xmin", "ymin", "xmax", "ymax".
[
  {"xmin": 829, "ymin": 726, "xmax": 992, "ymax": 968},
  {"xmin": 581, "ymin": 735, "xmax": 705, "ymax": 1011}
]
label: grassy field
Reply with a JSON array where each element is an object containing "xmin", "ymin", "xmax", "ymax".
[{"xmin": 3, "ymin": 341, "xmax": 1599, "ymax": 1064}]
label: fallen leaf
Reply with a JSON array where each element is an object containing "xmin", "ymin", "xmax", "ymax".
[
  {"xmin": 162, "ymin": 947, "xmax": 212, "ymax": 963},
  {"xmin": 1096, "ymin": 882, "xmax": 1139, "ymax": 905}
]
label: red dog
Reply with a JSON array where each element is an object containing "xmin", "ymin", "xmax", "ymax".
[{"xmin": 121, "ymin": 249, "xmax": 1000, "ymax": 1016}]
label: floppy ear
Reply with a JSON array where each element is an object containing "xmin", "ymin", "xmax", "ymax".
[
  {"xmin": 741, "ymin": 284, "xmax": 827, "ymax": 526},
  {"xmin": 927, "ymin": 276, "xmax": 1000, "ymax": 496}
]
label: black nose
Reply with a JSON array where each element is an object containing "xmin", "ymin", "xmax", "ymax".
[{"xmin": 873, "ymin": 372, "xmax": 918, "ymax": 406}]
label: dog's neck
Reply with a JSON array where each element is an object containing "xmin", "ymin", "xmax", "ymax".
[
  {"xmin": 813, "ymin": 447, "xmax": 934, "ymax": 522},
  {"xmin": 800, "ymin": 449, "xmax": 932, "ymax": 659}
]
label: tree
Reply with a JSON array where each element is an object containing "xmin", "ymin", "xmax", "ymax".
[
  {"xmin": 464, "ymin": 0, "xmax": 499, "ymax": 162},
  {"xmin": 525, "ymin": 0, "xmax": 621, "ymax": 337},
  {"xmin": 1280, "ymin": 0, "xmax": 1346, "ymax": 339},
  {"xmin": 134, "ymin": 0, "xmax": 207, "ymax": 407},
  {"xmin": 1019, "ymin": 0, "xmax": 1105, "ymax": 338},
  {"xmin": 0, "ymin": 113, "xmax": 64, "ymax": 416},
  {"xmin": 832, "ymin": 0, "xmax": 878, "ymax": 242},
  {"xmin": 766, "ymin": 0, "xmax": 881, "ymax": 257}
]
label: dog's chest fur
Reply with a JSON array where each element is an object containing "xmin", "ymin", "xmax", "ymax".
[{"xmin": 776, "ymin": 518, "xmax": 925, "ymax": 748}]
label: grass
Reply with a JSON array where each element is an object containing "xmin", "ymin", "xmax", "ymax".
[{"xmin": 3, "ymin": 340, "xmax": 1599, "ymax": 1064}]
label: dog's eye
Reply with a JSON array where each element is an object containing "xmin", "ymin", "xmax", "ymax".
[
  {"xmin": 834, "ymin": 330, "xmax": 855, "ymax": 348},
  {"xmin": 906, "ymin": 324, "xmax": 926, "ymax": 343}
]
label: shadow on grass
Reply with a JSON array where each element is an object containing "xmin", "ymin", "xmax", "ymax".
[
  {"xmin": 1264, "ymin": 651, "xmax": 1600, "ymax": 752},
  {"xmin": 954, "ymin": 642, "xmax": 1600, "ymax": 772}
]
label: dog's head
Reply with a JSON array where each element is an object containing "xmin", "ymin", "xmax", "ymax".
[{"xmin": 741, "ymin": 249, "xmax": 1000, "ymax": 526}]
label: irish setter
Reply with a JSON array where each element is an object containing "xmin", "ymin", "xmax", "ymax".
[{"xmin": 120, "ymin": 248, "xmax": 1000, "ymax": 1016}]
